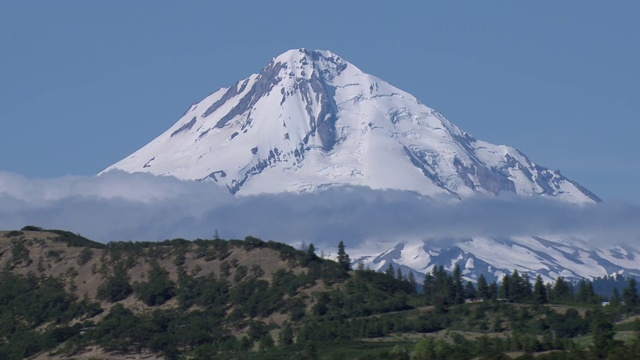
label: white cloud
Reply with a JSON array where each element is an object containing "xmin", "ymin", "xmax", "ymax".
[{"xmin": 0, "ymin": 171, "xmax": 639, "ymax": 249}]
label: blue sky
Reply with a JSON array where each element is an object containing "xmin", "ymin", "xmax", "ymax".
[{"xmin": 1, "ymin": 1, "xmax": 639, "ymax": 203}]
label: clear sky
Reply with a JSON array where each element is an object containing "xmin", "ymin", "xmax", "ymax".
[{"xmin": 1, "ymin": 1, "xmax": 638, "ymax": 203}]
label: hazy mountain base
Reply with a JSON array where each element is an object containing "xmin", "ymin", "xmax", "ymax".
[{"xmin": 2, "ymin": 229, "xmax": 640, "ymax": 360}]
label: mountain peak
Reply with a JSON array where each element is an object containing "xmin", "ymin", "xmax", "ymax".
[
  {"xmin": 266, "ymin": 48, "xmax": 350, "ymax": 83},
  {"xmin": 274, "ymin": 48, "xmax": 345, "ymax": 65},
  {"xmin": 102, "ymin": 49, "xmax": 599, "ymax": 203}
]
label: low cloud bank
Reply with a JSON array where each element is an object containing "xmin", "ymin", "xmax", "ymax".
[{"xmin": 0, "ymin": 171, "xmax": 638, "ymax": 249}]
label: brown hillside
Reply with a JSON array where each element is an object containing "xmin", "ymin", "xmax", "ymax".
[
  {"xmin": 0, "ymin": 230, "xmax": 323, "ymax": 315},
  {"xmin": 0, "ymin": 230, "xmax": 362, "ymax": 359}
]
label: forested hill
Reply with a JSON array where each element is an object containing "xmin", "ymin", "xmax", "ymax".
[
  {"xmin": 2, "ymin": 228, "xmax": 640, "ymax": 360},
  {"xmin": 0, "ymin": 228, "xmax": 416, "ymax": 359}
]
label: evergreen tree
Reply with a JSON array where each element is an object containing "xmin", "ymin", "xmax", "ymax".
[
  {"xmin": 623, "ymin": 277, "xmax": 639, "ymax": 309},
  {"xmin": 307, "ymin": 243, "xmax": 316, "ymax": 258},
  {"xmin": 522, "ymin": 273, "xmax": 533, "ymax": 299},
  {"xmin": 488, "ymin": 282, "xmax": 499, "ymax": 301},
  {"xmin": 499, "ymin": 274, "xmax": 510, "ymax": 300},
  {"xmin": 611, "ymin": 287, "xmax": 622, "ymax": 307},
  {"xmin": 590, "ymin": 311, "xmax": 615, "ymax": 359},
  {"xmin": 508, "ymin": 271, "xmax": 522, "ymax": 302},
  {"xmin": 533, "ymin": 275, "xmax": 548, "ymax": 305},
  {"xmin": 576, "ymin": 279, "xmax": 597, "ymax": 304},
  {"xmin": 477, "ymin": 274, "xmax": 490, "ymax": 300},
  {"xmin": 423, "ymin": 272, "xmax": 435, "ymax": 304},
  {"xmin": 507, "ymin": 270, "xmax": 532, "ymax": 303},
  {"xmin": 386, "ymin": 263, "xmax": 395, "ymax": 277},
  {"xmin": 430, "ymin": 266, "xmax": 451, "ymax": 310},
  {"xmin": 453, "ymin": 264, "xmax": 465, "ymax": 305},
  {"xmin": 337, "ymin": 241, "xmax": 351, "ymax": 271},
  {"xmin": 464, "ymin": 281, "xmax": 476, "ymax": 299},
  {"xmin": 586, "ymin": 280, "xmax": 597, "ymax": 303},
  {"xmin": 550, "ymin": 276, "xmax": 573, "ymax": 303},
  {"xmin": 407, "ymin": 271, "xmax": 417, "ymax": 293}
]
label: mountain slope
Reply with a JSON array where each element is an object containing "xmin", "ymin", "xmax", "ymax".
[
  {"xmin": 102, "ymin": 49, "xmax": 599, "ymax": 203},
  {"xmin": 355, "ymin": 236, "xmax": 640, "ymax": 284}
]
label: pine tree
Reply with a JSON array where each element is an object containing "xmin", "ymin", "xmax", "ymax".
[
  {"xmin": 464, "ymin": 281, "xmax": 476, "ymax": 299},
  {"xmin": 386, "ymin": 263, "xmax": 395, "ymax": 277},
  {"xmin": 586, "ymin": 280, "xmax": 597, "ymax": 303},
  {"xmin": 337, "ymin": 241, "xmax": 351, "ymax": 271},
  {"xmin": 576, "ymin": 279, "xmax": 597, "ymax": 304},
  {"xmin": 488, "ymin": 282, "xmax": 499, "ymax": 301},
  {"xmin": 550, "ymin": 276, "xmax": 573, "ymax": 303},
  {"xmin": 423, "ymin": 273, "xmax": 434, "ymax": 304},
  {"xmin": 590, "ymin": 311, "xmax": 615, "ymax": 359},
  {"xmin": 477, "ymin": 274, "xmax": 490, "ymax": 300},
  {"xmin": 507, "ymin": 270, "xmax": 532, "ymax": 303},
  {"xmin": 408, "ymin": 271, "xmax": 417, "ymax": 293},
  {"xmin": 432, "ymin": 266, "xmax": 451, "ymax": 306},
  {"xmin": 533, "ymin": 275, "xmax": 547, "ymax": 305},
  {"xmin": 453, "ymin": 264, "xmax": 465, "ymax": 304},
  {"xmin": 611, "ymin": 287, "xmax": 622, "ymax": 307},
  {"xmin": 508, "ymin": 270, "xmax": 521, "ymax": 302},
  {"xmin": 522, "ymin": 273, "xmax": 533, "ymax": 299},
  {"xmin": 576, "ymin": 279, "xmax": 588, "ymax": 303},
  {"xmin": 499, "ymin": 274, "xmax": 510, "ymax": 300},
  {"xmin": 623, "ymin": 277, "xmax": 639, "ymax": 309},
  {"xmin": 307, "ymin": 243, "xmax": 316, "ymax": 258}
]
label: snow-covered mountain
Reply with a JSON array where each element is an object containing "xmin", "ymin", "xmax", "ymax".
[
  {"xmin": 103, "ymin": 49, "xmax": 599, "ymax": 204},
  {"xmin": 354, "ymin": 237, "xmax": 640, "ymax": 284},
  {"xmin": 103, "ymin": 48, "xmax": 632, "ymax": 282}
]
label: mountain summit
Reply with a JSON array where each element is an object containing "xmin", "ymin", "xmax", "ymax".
[{"xmin": 103, "ymin": 49, "xmax": 599, "ymax": 203}]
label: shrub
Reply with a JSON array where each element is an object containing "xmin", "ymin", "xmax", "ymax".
[
  {"xmin": 4, "ymin": 230, "xmax": 23, "ymax": 238},
  {"xmin": 21, "ymin": 225, "xmax": 43, "ymax": 231},
  {"xmin": 134, "ymin": 263, "xmax": 176, "ymax": 306},
  {"xmin": 97, "ymin": 266, "xmax": 133, "ymax": 302}
]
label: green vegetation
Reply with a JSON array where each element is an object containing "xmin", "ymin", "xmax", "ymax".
[
  {"xmin": 20, "ymin": 225, "xmax": 44, "ymax": 231},
  {"xmin": 3, "ymin": 231, "xmax": 640, "ymax": 359},
  {"xmin": 48, "ymin": 229, "xmax": 107, "ymax": 249},
  {"xmin": 0, "ymin": 271, "xmax": 101, "ymax": 359},
  {"xmin": 96, "ymin": 264, "xmax": 134, "ymax": 302}
]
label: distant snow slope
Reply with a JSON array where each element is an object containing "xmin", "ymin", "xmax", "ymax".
[
  {"xmin": 354, "ymin": 237, "xmax": 640, "ymax": 284},
  {"xmin": 102, "ymin": 49, "xmax": 599, "ymax": 204}
]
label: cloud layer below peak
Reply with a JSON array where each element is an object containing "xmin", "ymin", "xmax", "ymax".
[{"xmin": 0, "ymin": 171, "xmax": 638, "ymax": 249}]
